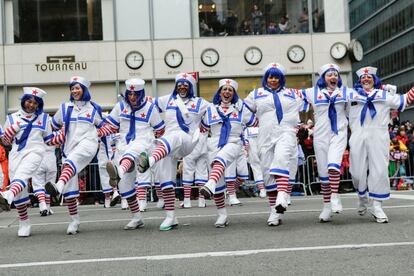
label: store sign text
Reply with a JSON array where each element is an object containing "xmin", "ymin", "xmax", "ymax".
[{"xmin": 35, "ymin": 56, "xmax": 87, "ymax": 72}]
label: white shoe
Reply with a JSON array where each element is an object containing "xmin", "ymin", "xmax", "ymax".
[
  {"xmin": 104, "ymin": 199, "xmax": 111, "ymax": 208},
  {"xmin": 0, "ymin": 191, "xmax": 14, "ymax": 211},
  {"xmin": 357, "ymin": 196, "xmax": 369, "ymax": 216},
  {"xmin": 275, "ymin": 191, "xmax": 288, "ymax": 214},
  {"xmin": 124, "ymin": 213, "xmax": 144, "ymax": 230},
  {"xmin": 156, "ymin": 198, "xmax": 165, "ymax": 209},
  {"xmin": 67, "ymin": 214, "xmax": 80, "ymax": 235},
  {"xmin": 259, "ymin": 189, "xmax": 267, "ymax": 198},
  {"xmin": 198, "ymin": 198, "xmax": 206, "ymax": 208},
  {"xmin": 110, "ymin": 191, "xmax": 121, "ymax": 207},
  {"xmin": 121, "ymin": 198, "xmax": 129, "ymax": 210},
  {"xmin": 47, "ymin": 206, "xmax": 54, "ymax": 215},
  {"xmin": 267, "ymin": 206, "xmax": 282, "ymax": 226},
  {"xmin": 215, "ymin": 208, "xmax": 229, "ymax": 228},
  {"xmin": 55, "ymin": 180, "xmax": 65, "ymax": 195},
  {"xmin": 180, "ymin": 198, "xmax": 191, "ymax": 208},
  {"xmin": 369, "ymin": 200, "xmax": 388, "ymax": 223},
  {"xmin": 331, "ymin": 193, "xmax": 343, "ymax": 213},
  {"xmin": 319, "ymin": 203, "xmax": 332, "ymax": 222},
  {"xmin": 200, "ymin": 180, "xmax": 216, "ymax": 200},
  {"xmin": 138, "ymin": 200, "xmax": 147, "ymax": 212},
  {"xmin": 228, "ymin": 194, "xmax": 241, "ymax": 206},
  {"xmin": 18, "ymin": 220, "xmax": 31, "ymax": 237},
  {"xmin": 287, "ymin": 194, "xmax": 292, "ymax": 206},
  {"xmin": 159, "ymin": 211, "xmax": 178, "ymax": 231},
  {"xmin": 39, "ymin": 201, "xmax": 48, "ymax": 216}
]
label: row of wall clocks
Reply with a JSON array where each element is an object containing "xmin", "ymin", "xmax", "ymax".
[{"xmin": 125, "ymin": 40, "xmax": 363, "ymax": 70}]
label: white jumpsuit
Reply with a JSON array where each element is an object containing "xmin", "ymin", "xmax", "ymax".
[
  {"xmin": 97, "ymin": 135, "xmax": 115, "ymax": 194},
  {"xmin": 32, "ymin": 144, "xmax": 57, "ymax": 196},
  {"xmin": 182, "ymin": 134, "xmax": 209, "ymax": 187},
  {"xmin": 244, "ymin": 127, "xmax": 264, "ymax": 185}
]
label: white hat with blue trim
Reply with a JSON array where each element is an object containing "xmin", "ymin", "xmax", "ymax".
[
  {"xmin": 356, "ymin": 66, "xmax": 377, "ymax": 78},
  {"xmin": 70, "ymin": 76, "xmax": 91, "ymax": 88},
  {"xmin": 175, "ymin": 72, "xmax": 196, "ymax": 87}
]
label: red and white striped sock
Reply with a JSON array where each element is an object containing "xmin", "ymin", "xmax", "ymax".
[
  {"xmin": 9, "ymin": 181, "xmax": 24, "ymax": 197},
  {"xmin": 276, "ymin": 176, "xmax": 289, "ymax": 193},
  {"xmin": 152, "ymin": 144, "xmax": 168, "ymax": 162},
  {"xmin": 210, "ymin": 161, "xmax": 225, "ymax": 183},
  {"xmin": 163, "ymin": 188, "xmax": 175, "ymax": 211},
  {"xmin": 66, "ymin": 198, "xmax": 78, "ymax": 216},
  {"xmin": 16, "ymin": 204, "xmax": 29, "ymax": 221},
  {"xmin": 235, "ymin": 178, "xmax": 244, "ymax": 189},
  {"xmin": 406, "ymin": 87, "xmax": 414, "ymax": 105},
  {"xmin": 184, "ymin": 185, "xmax": 192, "ymax": 199},
  {"xmin": 197, "ymin": 183, "xmax": 205, "ymax": 199},
  {"xmin": 120, "ymin": 157, "xmax": 134, "ymax": 174},
  {"xmin": 36, "ymin": 191, "xmax": 46, "ymax": 204},
  {"xmin": 155, "ymin": 185, "xmax": 163, "ymax": 200},
  {"xmin": 127, "ymin": 197, "xmax": 140, "ymax": 213},
  {"xmin": 329, "ymin": 169, "xmax": 341, "ymax": 194},
  {"xmin": 45, "ymin": 194, "xmax": 51, "ymax": 205},
  {"xmin": 227, "ymin": 181, "xmax": 236, "ymax": 195},
  {"xmin": 214, "ymin": 192, "xmax": 226, "ymax": 209},
  {"xmin": 257, "ymin": 183, "xmax": 265, "ymax": 191},
  {"xmin": 59, "ymin": 165, "xmax": 75, "ymax": 185},
  {"xmin": 321, "ymin": 183, "xmax": 332, "ymax": 203},
  {"xmin": 267, "ymin": 190, "xmax": 277, "ymax": 207},
  {"xmin": 287, "ymin": 182, "xmax": 293, "ymax": 195},
  {"xmin": 137, "ymin": 186, "xmax": 147, "ymax": 201}
]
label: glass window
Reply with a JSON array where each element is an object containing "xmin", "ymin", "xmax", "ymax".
[
  {"xmin": 311, "ymin": 0, "xmax": 324, "ymax": 33},
  {"xmin": 13, "ymin": 0, "xmax": 103, "ymax": 43},
  {"xmin": 197, "ymin": 0, "xmax": 309, "ymax": 37}
]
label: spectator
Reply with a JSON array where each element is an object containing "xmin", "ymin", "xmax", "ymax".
[
  {"xmin": 276, "ymin": 15, "xmax": 291, "ymax": 34},
  {"xmin": 267, "ymin": 22, "xmax": 277, "ymax": 34},
  {"xmin": 239, "ymin": 20, "xmax": 251, "ymax": 35},
  {"xmin": 407, "ymin": 135, "xmax": 414, "ymax": 176},
  {"xmin": 225, "ymin": 9, "xmax": 238, "ymax": 36},
  {"xmin": 200, "ymin": 20, "xmax": 213, "ymax": 36},
  {"xmin": 298, "ymin": 7, "xmax": 309, "ymax": 33},
  {"xmin": 397, "ymin": 130, "xmax": 409, "ymax": 145},
  {"xmin": 0, "ymin": 143, "xmax": 8, "ymax": 192},
  {"xmin": 251, "ymin": 4, "xmax": 264, "ymax": 35}
]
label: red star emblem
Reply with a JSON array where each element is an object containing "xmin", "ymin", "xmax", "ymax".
[
  {"xmin": 225, "ymin": 79, "xmax": 231, "ymax": 85},
  {"xmin": 329, "ymin": 64, "xmax": 334, "ymax": 68},
  {"xmin": 271, "ymin": 63, "xmax": 277, "ymax": 67},
  {"xmin": 169, "ymin": 102, "xmax": 174, "ymax": 106},
  {"xmin": 338, "ymin": 94, "xmax": 342, "ymax": 98},
  {"xmin": 122, "ymin": 109, "xmax": 128, "ymax": 114},
  {"xmin": 363, "ymin": 68, "xmax": 370, "ymax": 74},
  {"xmin": 287, "ymin": 91, "xmax": 292, "ymax": 96},
  {"xmin": 32, "ymin": 89, "xmax": 39, "ymax": 95},
  {"xmin": 182, "ymin": 73, "xmax": 188, "ymax": 79},
  {"xmin": 318, "ymin": 95, "xmax": 323, "ymax": 100},
  {"xmin": 191, "ymin": 103, "xmax": 196, "ymax": 109},
  {"xmin": 37, "ymin": 121, "xmax": 42, "ymax": 126},
  {"xmin": 72, "ymin": 77, "xmax": 78, "ymax": 81},
  {"xmin": 258, "ymin": 91, "xmax": 263, "ymax": 96},
  {"xmin": 355, "ymin": 95, "xmax": 359, "ymax": 99},
  {"xmin": 212, "ymin": 114, "xmax": 218, "ymax": 120},
  {"xmin": 25, "ymin": 115, "xmax": 32, "ymax": 119},
  {"xmin": 129, "ymin": 85, "xmax": 135, "ymax": 91},
  {"xmin": 140, "ymin": 113, "xmax": 146, "ymax": 118},
  {"xmin": 232, "ymin": 113, "xmax": 238, "ymax": 118},
  {"xmin": 86, "ymin": 113, "xmax": 91, "ymax": 118},
  {"xmin": 16, "ymin": 121, "xmax": 21, "ymax": 125}
]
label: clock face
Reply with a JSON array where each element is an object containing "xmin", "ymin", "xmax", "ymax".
[
  {"xmin": 287, "ymin": 45, "xmax": 305, "ymax": 63},
  {"xmin": 244, "ymin": 46, "xmax": 262, "ymax": 65},
  {"xmin": 352, "ymin": 40, "xmax": 364, "ymax": 62},
  {"xmin": 164, "ymin": 49, "xmax": 183, "ymax": 68},
  {"xmin": 201, "ymin": 48, "xmax": 219, "ymax": 67},
  {"xmin": 125, "ymin": 51, "xmax": 144, "ymax": 70},
  {"xmin": 330, "ymin": 42, "xmax": 347, "ymax": 60}
]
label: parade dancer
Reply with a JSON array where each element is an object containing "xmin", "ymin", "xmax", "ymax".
[
  {"xmin": 46, "ymin": 76, "xmax": 103, "ymax": 235},
  {"xmin": 243, "ymin": 63, "xmax": 306, "ymax": 226},
  {"xmin": 225, "ymin": 147, "xmax": 250, "ymax": 206},
  {"xmin": 0, "ymin": 87, "xmax": 62, "ymax": 236},
  {"xmin": 137, "ymin": 73, "xmax": 209, "ymax": 230},
  {"xmin": 349, "ymin": 66, "xmax": 414, "ymax": 223},
  {"xmin": 301, "ymin": 64, "xmax": 348, "ymax": 222},
  {"xmin": 200, "ymin": 79, "xmax": 257, "ymax": 227},
  {"xmin": 99, "ymin": 79, "xmax": 164, "ymax": 229},
  {"xmin": 97, "ymin": 132, "xmax": 117, "ymax": 208}
]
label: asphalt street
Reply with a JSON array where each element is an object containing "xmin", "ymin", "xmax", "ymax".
[{"xmin": 1, "ymin": 191, "xmax": 414, "ymax": 276}]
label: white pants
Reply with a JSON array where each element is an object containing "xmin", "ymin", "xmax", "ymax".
[
  {"xmin": 247, "ymin": 136, "xmax": 264, "ymax": 185},
  {"xmin": 97, "ymin": 143, "xmax": 112, "ymax": 194},
  {"xmin": 32, "ymin": 150, "xmax": 57, "ymax": 196}
]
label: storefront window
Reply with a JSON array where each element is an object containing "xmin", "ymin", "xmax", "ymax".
[
  {"xmin": 197, "ymin": 0, "xmax": 310, "ymax": 37},
  {"xmin": 13, "ymin": 0, "xmax": 103, "ymax": 43}
]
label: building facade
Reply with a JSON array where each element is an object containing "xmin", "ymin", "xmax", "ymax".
[
  {"xmin": 0, "ymin": 0, "xmax": 352, "ymax": 122},
  {"xmin": 349, "ymin": 0, "xmax": 414, "ymax": 121}
]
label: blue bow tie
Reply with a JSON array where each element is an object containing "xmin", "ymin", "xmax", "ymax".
[
  {"xmin": 324, "ymin": 91, "xmax": 338, "ymax": 134},
  {"xmin": 359, "ymin": 90, "xmax": 378, "ymax": 126},
  {"xmin": 265, "ymin": 87, "xmax": 283, "ymax": 124},
  {"xmin": 16, "ymin": 116, "xmax": 38, "ymax": 151},
  {"xmin": 216, "ymin": 107, "xmax": 232, "ymax": 149}
]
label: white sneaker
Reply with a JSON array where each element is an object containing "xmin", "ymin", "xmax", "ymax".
[
  {"xmin": 18, "ymin": 220, "xmax": 31, "ymax": 237},
  {"xmin": 139, "ymin": 200, "xmax": 147, "ymax": 212},
  {"xmin": 319, "ymin": 203, "xmax": 332, "ymax": 222},
  {"xmin": 0, "ymin": 191, "xmax": 14, "ymax": 211},
  {"xmin": 228, "ymin": 194, "xmax": 241, "ymax": 206},
  {"xmin": 357, "ymin": 196, "xmax": 369, "ymax": 216},
  {"xmin": 110, "ymin": 191, "xmax": 121, "ymax": 207},
  {"xmin": 104, "ymin": 199, "xmax": 111, "ymax": 208},
  {"xmin": 39, "ymin": 201, "xmax": 48, "ymax": 216},
  {"xmin": 215, "ymin": 208, "xmax": 229, "ymax": 228},
  {"xmin": 200, "ymin": 180, "xmax": 216, "ymax": 200},
  {"xmin": 159, "ymin": 210, "xmax": 178, "ymax": 231},
  {"xmin": 331, "ymin": 193, "xmax": 343, "ymax": 213},
  {"xmin": 67, "ymin": 214, "xmax": 80, "ymax": 235},
  {"xmin": 47, "ymin": 206, "xmax": 54, "ymax": 215},
  {"xmin": 121, "ymin": 198, "xmax": 129, "ymax": 210},
  {"xmin": 369, "ymin": 200, "xmax": 388, "ymax": 223},
  {"xmin": 156, "ymin": 198, "xmax": 165, "ymax": 209},
  {"xmin": 275, "ymin": 191, "xmax": 288, "ymax": 214},
  {"xmin": 267, "ymin": 206, "xmax": 282, "ymax": 226},
  {"xmin": 180, "ymin": 198, "xmax": 191, "ymax": 208},
  {"xmin": 124, "ymin": 213, "xmax": 144, "ymax": 230},
  {"xmin": 259, "ymin": 189, "xmax": 267, "ymax": 198},
  {"xmin": 198, "ymin": 198, "xmax": 206, "ymax": 208}
]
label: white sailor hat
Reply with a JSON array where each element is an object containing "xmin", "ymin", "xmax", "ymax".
[
  {"xmin": 319, "ymin": 63, "xmax": 340, "ymax": 76},
  {"xmin": 356, "ymin": 66, "xmax": 377, "ymax": 78},
  {"xmin": 70, "ymin": 76, "xmax": 91, "ymax": 88},
  {"xmin": 23, "ymin": 87, "xmax": 47, "ymax": 98},
  {"xmin": 219, "ymin": 79, "xmax": 238, "ymax": 91},
  {"xmin": 175, "ymin": 72, "xmax": 196, "ymax": 87},
  {"xmin": 264, "ymin": 62, "xmax": 286, "ymax": 75},
  {"xmin": 125, "ymin": 78, "xmax": 145, "ymax": 91}
]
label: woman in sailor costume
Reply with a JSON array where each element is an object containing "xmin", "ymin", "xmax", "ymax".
[
  {"xmin": 243, "ymin": 63, "xmax": 306, "ymax": 226},
  {"xmin": 98, "ymin": 79, "xmax": 165, "ymax": 229},
  {"xmin": 137, "ymin": 73, "xmax": 209, "ymax": 231},
  {"xmin": 348, "ymin": 66, "xmax": 414, "ymax": 223},
  {"xmin": 0, "ymin": 87, "xmax": 63, "ymax": 236},
  {"xmin": 301, "ymin": 64, "xmax": 348, "ymax": 222},
  {"xmin": 200, "ymin": 79, "xmax": 258, "ymax": 227},
  {"xmin": 47, "ymin": 76, "xmax": 103, "ymax": 235}
]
